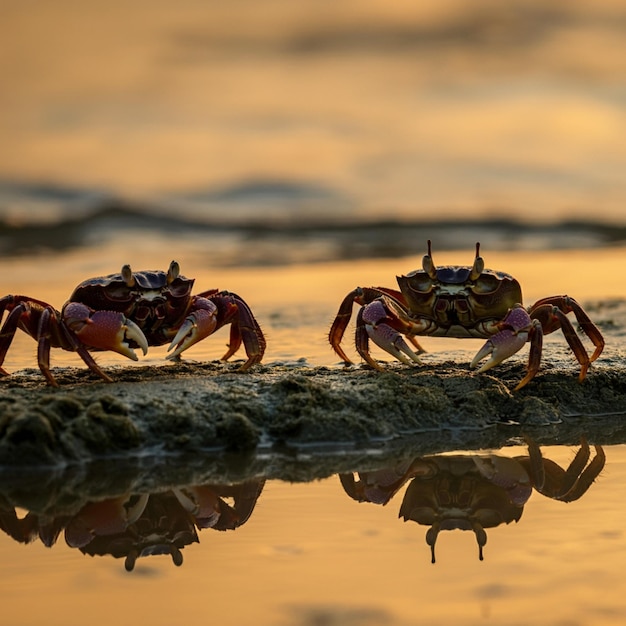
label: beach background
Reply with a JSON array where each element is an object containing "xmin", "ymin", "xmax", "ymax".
[{"xmin": 3, "ymin": 1, "xmax": 626, "ymax": 228}]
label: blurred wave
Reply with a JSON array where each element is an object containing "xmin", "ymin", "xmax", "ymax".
[
  {"xmin": 1, "ymin": 180, "xmax": 624, "ymax": 267},
  {"xmin": 170, "ymin": 3, "xmax": 626, "ymax": 61}
]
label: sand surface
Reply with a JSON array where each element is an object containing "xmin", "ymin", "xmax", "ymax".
[{"xmin": 1, "ymin": 352, "xmax": 624, "ymax": 470}]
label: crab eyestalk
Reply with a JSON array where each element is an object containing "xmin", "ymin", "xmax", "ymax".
[
  {"xmin": 121, "ymin": 264, "xmax": 135, "ymax": 287},
  {"xmin": 469, "ymin": 242, "xmax": 485, "ymax": 281},
  {"xmin": 422, "ymin": 240, "xmax": 438, "ymax": 280},
  {"xmin": 426, "ymin": 519, "xmax": 487, "ymax": 564},
  {"xmin": 63, "ymin": 303, "xmax": 148, "ymax": 360},
  {"xmin": 167, "ymin": 260, "xmax": 180, "ymax": 284}
]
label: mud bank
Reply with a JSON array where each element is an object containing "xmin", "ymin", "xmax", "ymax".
[{"xmin": 1, "ymin": 353, "xmax": 625, "ymax": 466}]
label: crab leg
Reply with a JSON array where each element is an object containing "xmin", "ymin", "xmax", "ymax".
[
  {"xmin": 515, "ymin": 320, "xmax": 544, "ymax": 390},
  {"xmin": 0, "ymin": 300, "xmax": 27, "ymax": 376},
  {"xmin": 222, "ymin": 322, "xmax": 243, "ymax": 362},
  {"xmin": 215, "ymin": 292, "xmax": 266, "ymax": 370},
  {"xmin": 56, "ymin": 316, "xmax": 120, "ymax": 385},
  {"xmin": 0, "ymin": 298, "xmax": 65, "ymax": 385},
  {"xmin": 0, "ymin": 296, "xmax": 64, "ymax": 368},
  {"xmin": 520, "ymin": 437, "xmax": 606, "ymax": 502},
  {"xmin": 554, "ymin": 444, "xmax": 606, "ymax": 502},
  {"xmin": 543, "ymin": 305, "xmax": 590, "ymax": 380},
  {"xmin": 355, "ymin": 307, "xmax": 382, "ymax": 370},
  {"xmin": 167, "ymin": 292, "xmax": 266, "ymax": 371},
  {"xmin": 330, "ymin": 287, "xmax": 428, "ymax": 366},
  {"xmin": 0, "ymin": 300, "xmax": 63, "ymax": 385},
  {"xmin": 35, "ymin": 308, "xmax": 59, "ymax": 386},
  {"xmin": 528, "ymin": 297, "xmax": 602, "ymax": 382},
  {"xmin": 329, "ymin": 288, "xmax": 364, "ymax": 364},
  {"xmin": 529, "ymin": 295, "xmax": 604, "ymax": 362},
  {"xmin": 0, "ymin": 298, "xmax": 127, "ymax": 386}
]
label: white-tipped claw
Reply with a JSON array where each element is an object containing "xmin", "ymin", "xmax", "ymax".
[
  {"xmin": 166, "ymin": 318, "xmax": 196, "ymax": 360},
  {"xmin": 470, "ymin": 329, "xmax": 528, "ymax": 373},
  {"xmin": 366, "ymin": 323, "xmax": 423, "ymax": 366},
  {"xmin": 124, "ymin": 318, "xmax": 149, "ymax": 357}
]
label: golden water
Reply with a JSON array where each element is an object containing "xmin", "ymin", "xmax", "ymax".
[
  {"xmin": 1, "ymin": 444, "xmax": 624, "ymax": 626},
  {"xmin": 2, "ymin": 245, "xmax": 625, "ymax": 375}
]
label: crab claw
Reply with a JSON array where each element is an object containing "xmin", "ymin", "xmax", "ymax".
[
  {"xmin": 166, "ymin": 302, "xmax": 218, "ymax": 360},
  {"xmin": 64, "ymin": 303, "xmax": 148, "ymax": 360},
  {"xmin": 363, "ymin": 300, "xmax": 423, "ymax": 366},
  {"xmin": 470, "ymin": 307, "xmax": 532, "ymax": 373},
  {"xmin": 470, "ymin": 328, "xmax": 528, "ymax": 373}
]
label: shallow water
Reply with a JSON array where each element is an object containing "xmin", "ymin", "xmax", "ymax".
[
  {"xmin": 0, "ymin": 443, "xmax": 623, "ymax": 626},
  {"xmin": 1, "ymin": 244, "xmax": 624, "ymax": 375}
]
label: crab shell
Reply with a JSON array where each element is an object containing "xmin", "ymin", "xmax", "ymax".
[
  {"xmin": 396, "ymin": 249, "xmax": 523, "ymax": 336},
  {"xmin": 66, "ymin": 262, "xmax": 193, "ymax": 347}
]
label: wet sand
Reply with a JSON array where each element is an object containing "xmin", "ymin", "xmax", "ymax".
[{"xmin": 1, "ymin": 351, "xmax": 625, "ymax": 468}]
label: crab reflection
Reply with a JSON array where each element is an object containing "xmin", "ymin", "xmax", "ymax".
[
  {"xmin": 0, "ymin": 479, "xmax": 265, "ymax": 571},
  {"xmin": 340, "ymin": 439, "xmax": 605, "ymax": 563}
]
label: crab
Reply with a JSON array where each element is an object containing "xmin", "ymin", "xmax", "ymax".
[
  {"xmin": 0, "ymin": 261, "xmax": 266, "ymax": 386},
  {"xmin": 64, "ymin": 479, "xmax": 266, "ymax": 570},
  {"xmin": 0, "ymin": 478, "xmax": 265, "ymax": 571},
  {"xmin": 340, "ymin": 438, "xmax": 605, "ymax": 562},
  {"xmin": 329, "ymin": 241, "xmax": 604, "ymax": 389}
]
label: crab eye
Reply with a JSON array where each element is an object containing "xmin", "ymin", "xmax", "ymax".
[
  {"xmin": 168, "ymin": 277, "xmax": 192, "ymax": 298},
  {"xmin": 472, "ymin": 274, "xmax": 501, "ymax": 294},
  {"xmin": 403, "ymin": 270, "xmax": 433, "ymax": 293},
  {"xmin": 410, "ymin": 506, "xmax": 437, "ymax": 524},
  {"xmin": 105, "ymin": 283, "xmax": 134, "ymax": 300}
]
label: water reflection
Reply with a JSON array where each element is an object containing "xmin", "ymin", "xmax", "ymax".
[
  {"xmin": 0, "ymin": 440, "xmax": 607, "ymax": 573},
  {"xmin": 340, "ymin": 439, "xmax": 605, "ymax": 563},
  {"xmin": 0, "ymin": 479, "xmax": 265, "ymax": 571}
]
